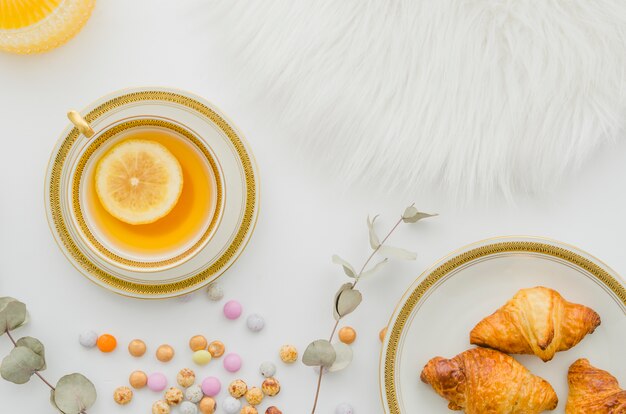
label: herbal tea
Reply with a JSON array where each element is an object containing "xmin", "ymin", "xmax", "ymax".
[{"xmin": 84, "ymin": 127, "xmax": 215, "ymax": 258}]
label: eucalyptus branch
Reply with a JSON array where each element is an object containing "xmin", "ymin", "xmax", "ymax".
[
  {"xmin": 5, "ymin": 329, "xmax": 56, "ymax": 391},
  {"xmin": 305, "ymin": 204, "xmax": 437, "ymax": 414}
]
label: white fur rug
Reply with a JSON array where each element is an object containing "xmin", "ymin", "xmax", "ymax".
[{"xmin": 206, "ymin": 1, "xmax": 626, "ymax": 199}]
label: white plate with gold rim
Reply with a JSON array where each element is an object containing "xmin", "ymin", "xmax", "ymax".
[
  {"xmin": 45, "ymin": 87, "xmax": 260, "ymax": 299},
  {"xmin": 380, "ymin": 236, "xmax": 626, "ymax": 413}
]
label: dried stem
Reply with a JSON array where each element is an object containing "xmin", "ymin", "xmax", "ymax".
[
  {"xmin": 310, "ymin": 212, "xmax": 409, "ymax": 414},
  {"xmin": 6, "ymin": 329, "xmax": 55, "ymax": 391}
]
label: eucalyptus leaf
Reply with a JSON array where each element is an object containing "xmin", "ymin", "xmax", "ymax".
[
  {"xmin": 336, "ymin": 287, "xmax": 362, "ymax": 319},
  {"xmin": 327, "ymin": 342, "xmax": 353, "ymax": 372},
  {"xmin": 402, "ymin": 206, "xmax": 437, "ymax": 223},
  {"xmin": 367, "ymin": 215, "xmax": 380, "ymax": 249},
  {"xmin": 50, "ymin": 390, "xmax": 66, "ymax": 414},
  {"xmin": 0, "ymin": 297, "xmax": 27, "ymax": 335},
  {"xmin": 378, "ymin": 245, "xmax": 417, "ymax": 260},
  {"xmin": 54, "ymin": 373, "xmax": 97, "ymax": 414},
  {"xmin": 0, "ymin": 346, "xmax": 45, "ymax": 384},
  {"xmin": 332, "ymin": 255, "xmax": 357, "ymax": 278},
  {"xmin": 16, "ymin": 337, "xmax": 46, "ymax": 371},
  {"xmin": 333, "ymin": 283, "xmax": 353, "ymax": 320},
  {"xmin": 302, "ymin": 340, "xmax": 336, "ymax": 368},
  {"xmin": 359, "ymin": 258, "xmax": 388, "ymax": 279}
]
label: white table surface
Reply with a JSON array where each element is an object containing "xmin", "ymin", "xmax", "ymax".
[{"xmin": 1, "ymin": 1, "xmax": 625, "ymax": 413}]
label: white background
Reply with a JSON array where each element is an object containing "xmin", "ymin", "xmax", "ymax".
[{"xmin": 1, "ymin": 1, "xmax": 625, "ymax": 413}]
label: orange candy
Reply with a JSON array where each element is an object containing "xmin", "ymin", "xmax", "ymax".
[{"xmin": 97, "ymin": 334, "xmax": 117, "ymax": 353}]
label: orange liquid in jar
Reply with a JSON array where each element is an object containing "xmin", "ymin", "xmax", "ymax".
[{"xmin": 85, "ymin": 128, "xmax": 214, "ymax": 257}]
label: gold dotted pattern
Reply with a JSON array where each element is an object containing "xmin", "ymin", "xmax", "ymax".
[
  {"xmin": 49, "ymin": 91, "xmax": 258, "ymax": 296},
  {"xmin": 383, "ymin": 241, "xmax": 626, "ymax": 413},
  {"xmin": 72, "ymin": 119, "xmax": 224, "ymax": 268}
]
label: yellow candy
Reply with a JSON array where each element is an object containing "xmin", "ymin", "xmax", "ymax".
[{"xmin": 192, "ymin": 350, "xmax": 212, "ymax": 366}]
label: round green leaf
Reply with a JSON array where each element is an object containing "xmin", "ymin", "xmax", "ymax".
[
  {"xmin": 327, "ymin": 342, "xmax": 353, "ymax": 372},
  {"xmin": 16, "ymin": 337, "xmax": 46, "ymax": 371},
  {"xmin": 302, "ymin": 339, "xmax": 336, "ymax": 367},
  {"xmin": 0, "ymin": 346, "xmax": 45, "ymax": 384},
  {"xmin": 0, "ymin": 297, "xmax": 27, "ymax": 335},
  {"xmin": 54, "ymin": 374, "xmax": 97, "ymax": 414},
  {"xmin": 333, "ymin": 283, "xmax": 353, "ymax": 320},
  {"xmin": 336, "ymin": 287, "xmax": 362, "ymax": 319},
  {"xmin": 50, "ymin": 390, "xmax": 66, "ymax": 414}
]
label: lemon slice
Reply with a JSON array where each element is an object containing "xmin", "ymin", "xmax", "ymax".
[
  {"xmin": 0, "ymin": 0, "xmax": 95, "ymax": 54},
  {"xmin": 95, "ymin": 139, "xmax": 183, "ymax": 225}
]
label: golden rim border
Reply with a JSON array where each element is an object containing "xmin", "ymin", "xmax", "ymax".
[
  {"xmin": 48, "ymin": 90, "xmax": 258, "ymax": 296},
  {"xmin": 72, "ymin": 119, "xmax": 224, "ymax": 269},
  {"xmin": 382, "ymin": 240, "xmax": 626, "ymax": 413}
]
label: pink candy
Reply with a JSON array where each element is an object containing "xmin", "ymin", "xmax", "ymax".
[
  {"xmin": 223, "ymin": 300, "xmax": 243, "ymax": 320},
  {"xmin": 147, "ymin": 372, "xmax": 168, "ymax": 392},
  {"xmin": 223, "ymin": 353, "xmax": 242, "ymax": 373},
  {"xmin": 201, "ymin": 376, "xmax": 222, "ymax": 396}
]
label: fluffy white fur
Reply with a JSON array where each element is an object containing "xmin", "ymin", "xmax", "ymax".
[{"xmin": 206, "ymin": 1, "xmax": 626, "ymax": 199}]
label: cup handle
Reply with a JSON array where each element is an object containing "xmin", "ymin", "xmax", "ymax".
[{"xmin": 67, "ymin": 110, "xmax": 95, "ymax": 138}]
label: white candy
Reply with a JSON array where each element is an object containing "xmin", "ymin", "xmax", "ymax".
[
  {"xmin": 222, "ymin": 396, "xmax": 241, "ymax": 414},
  {"xmin": 206, "ymin": 283, "xmax": 224, "ymax": 301},
  {"xmin": 185, "ymin": 385, "xmax": 203, "ymax": 403},
  {"xmin": 78, "ymin": 330, "xmax": 98, "ymax": 348},
  {"xmin": 246, "ymin": 314, "xmax": 265, "ymax": 332},
  {"xmin": 335, "ymin": 403, "xmax": 354, "ymax": 414},
  {"xmin": 180, "ymin": 401, "xmax": 198, "ymax": 414},
  {"xmin": 259, "ymin": 361, "xmax": 276, "ymax": 378}
]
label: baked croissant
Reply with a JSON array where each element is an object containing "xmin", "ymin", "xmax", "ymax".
[
  {"xmin": 420, "ymin": 347, "xmax": 558, "ymax": 413},
  {"xmin": 566, "ymin": 358, "xmax": 626, "ymax": 413},
  {"xmin": 470, "ymin": 286, "xmax": 601, "ymax": 361}
]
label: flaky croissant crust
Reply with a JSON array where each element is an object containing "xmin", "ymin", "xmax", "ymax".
[
  {"xmin": 470, "ymin": 286, "xmax": 601, "ymax": 361},
  {"xmin": 420, "ymin": 347, "xmax": 558, "ymax": 413},
  {"xmin": 566, "ymin": 358, "xmax": 626, "ymax": 414}
]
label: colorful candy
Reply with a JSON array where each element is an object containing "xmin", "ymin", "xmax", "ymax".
[
  {"xmin": 241, "ymin": 405, "xmax": 258, "ymax": 414},
  {"xmin": 97, "ymin": 334, "xmax": 117, "ymax": 353},
  {"xmin": 245, "ymin": 387, "xmax": 264, "ymax": 406},
  {"xmin": 129, "ymin": 370, "xmax": 148, "ymax": 389},
  {"xmin": 246, "ymin": 314, "xmax": 265, "ymax": 332},
  {"xmin": 208, "ymin": 340, "xmax": 225, "ymax": 358},
  {"xmin": 199, "ymin": 396, "xmax": 217, "ymax": 414},
  {"xmin": 128, "ymin": 339, "xmax": 147, "ymax": 357},
  {"xmin": 189, "ymin": 335, "xmax": 208, "ymax": 352},
  {"xmin": 335, "ymin": 403, "xmax": 354, "ymax": 414},
  {"xmin": 164, "ymin": 387, "xmax": 184, "ymax": 405},
  {"xmin": 338, "ymin": 327, "xmax": 357, "ymax": 344},
  {"xmin": 79, "ymin": 330, "xmax": 98, "ymax": 348},
  {"xmin": 147, "ymin": 373, "xmax": 168, "ymax": 392},
  {"xmin": 259, "ymin": 361, "xmax": 276, "ymax": 378},
  {"xmin": 201, "ymin": 376, "xmax": 221, "ymax": 397},
  {"xmin": 180, "ymin": 401, "xmax": 198, "ymax": 414},
  {"xmin": 192, "ymin": 350, "xmax": 212, "ymax": 366},
  {"xmin": 185, "ymin": 384, "xmax": 203, "ymax": 403},
  {"xmin": 152, "ymin": 400, "xmax": 170, "ymax": 414},
  {"xmin": 222, "ymin": 396, "xmax": 242, "ymax": 414},
  {"xmin": 262, "ymin": 377, "xmax": 281, "ymax": 397},
  {"xmin": 206, "ymin": 283, "xmax": 224, "ymax": 301},
  {"xmin": 266, "ymin": 408, "xmax": 282, "ymax": 414},
  {"xmin": 228, "ymin": 379, "xmax": 248, "ymax": 398},
  {"xmin": 223, "ymin": 300, "xmax": 243, "ymax": 320},
  {"xmin": 223, "ymin": 353, "xmax": 242, "ymax": 373},
  {"xmin": 379, "ymin": 327, "xmax": 387, "ymax": 342},
  {"xmin": 279, "ymin": 345, "xmax": 298, "ymax": 363},
  {"xmin": 177, "ymin": 368, "xmax": 196, "ymax": 388},
  {"xmin": 113, "ymin": 386, "xmax": 133, "ymax": 405},
  {"xmin": 156, "ymin": 344, "xmax": 175, "ymax": 362}
]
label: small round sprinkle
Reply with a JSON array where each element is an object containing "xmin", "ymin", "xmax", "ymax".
[
  {"xmin": 335, "ymin": 403, "xmax": 354, "ymax": 414},
  {"xmin": 152, "ymin": 400, "xmax": 170, "ymax": 414},
  {"xmin": 206, "ymin": 283, "xmax": 224, "ymax": 301},
  {"xmin": 241, "ymin": 405, "xmax": 258, "ymax": 414},
  {"xmin": 185, "ymin": 384, "xmax": 203, "ymax": 403},
  {"xmin": 113, "ymin": 386, "xmax": 133, "ymax": 405},
  {"xmin": 193, "ymin": 350, "xmax": 212, "ymax": 366},
  {"xmin": 223, "ymin": 300, "xmax": 243, "ymax": 320},
  {"xmin": 97, "ymin": 334, "xmax": 117, "ymax": 353},
  {"xmin": 245, "ymin": 387, "xmax": 264, "ymax": 406},
  {"xmin": 147, "ymin": 373, "xmax": 168, "ymax": 392},
  {"xmin": 259, "ymin": 361, "xmax": 276, "ymax": 378},
  {"xmin": 156, "ymin": 344, "xmax": 175, "ymax": 362},
  {"xmin": 279, "ymin": 345, "xmax": 298, "ymax": 363},
  {"xmin": 129, "ymin": 370, "xmax": 148, "ymax": 389},
  {"xmin": 180, "ymin": 401, "xmax": 198, "ymax": 414},
  {"xmin": 199, "ymin": 396, "xmax": 217, "ymax": 414},
  {"xmin": 222, "ymin": 396, "xmax": 242, "ymax": 414},
  {"xmin": 208, "ymin": 341, "xmax": 225, "ymax": 358},
  {"xmin": 164, "ymin": 387, "xmax": 184, "ymax": 406},
  {"xmin": 261, "ymin": 377, "xmax": 281, "ymax": 397},
  {"xmin": 228, "ymin": 379, "xmax": 248, "ymax": 398},
  {"xmin": 266, "ymin": 407, "xmax": 283, "ymax": 414},
  {"xmin": 379, "ymin": 327, "xmax": 387, "ymax": 342},
  {"xmin": 338, "ymin": 327, "xmax": 357, "ymax": 344},
  {"xmin": 246, "ymin": 314, "xmax": 265, "ymax": 332},
  {"xmin": 201, "ymin": 376, "xmax": 221, "ymax": 397},
  {"xmin": 189, "ymin": 335, "xmax": 208, "ymax": 352},
  {"xmin": 79, "ymin": 330, "xmax": 98, "ymax": 348},
  {"xmin": 223, "ymin": 353, "xmax": 242, "ymax": 373},
  {"xmin": 177, "ymin": 368, "xmax": 196, "ymax": 388},
  {"xmin": 128, "ymin": 339, "xmax": 147, "ymax": 357}
]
